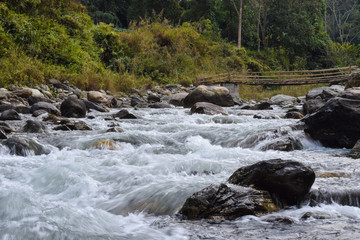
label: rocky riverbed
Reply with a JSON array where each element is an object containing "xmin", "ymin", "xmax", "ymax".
[{"xmin": 2, "ymin": 80, "xmax": 360, "ymax": 239}]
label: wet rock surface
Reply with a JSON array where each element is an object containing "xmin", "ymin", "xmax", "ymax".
[
  {"xmin": 228, "ymin": 159, "xmax": 315, "ymax": 206},
  {"xmin": 2, "ymin": 136, "xmax": 50, "ymax": 156},
  {"xmin": 178, "ymin": 184, "xmax": 278, "ymax": 220},
  {"xmin": 190, "ymin": 102, "xmax": 228, "ymax": 115}
]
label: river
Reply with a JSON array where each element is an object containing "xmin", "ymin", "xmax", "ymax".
[{"xmin": 1, "ymin": 105, "xmax": 360, "ymax": 240}]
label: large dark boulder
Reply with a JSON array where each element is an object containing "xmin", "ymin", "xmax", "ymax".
[
  {"xmin": 184, "ymin": 85, "xmax": 234, "ymax": 108},
  {"xmin": 190, "ymin": 102, "xmax": 228, "ymax": 115},
  {"xmin": 31, "ymin": 102, "xmax": 60, "ymax": 115},
  {"xmin": 60, "ymin": 96, "xmax": 86, "ymax": 118},
  {"xmin": 304, "ymin": 95, "xmax": 360, "ymax": 148},
  {"xmin": 2, "ymin": 137, "xmax": 50, "ymax": 156},
  {"xmin": 0, "ymin": 109, "xmax": 21, "ymax": 120},
  {"xmin": 228, "ymin": 159, "xmax": 315, "ymax": 206},
  {"xmin": 178, "ymin": 184, "xmax": 278, "ymax": 220}
]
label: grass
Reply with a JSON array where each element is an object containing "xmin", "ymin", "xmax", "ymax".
[{"xmin": 238, "ymin": 83, "xmax": 330, "ymax": 101}]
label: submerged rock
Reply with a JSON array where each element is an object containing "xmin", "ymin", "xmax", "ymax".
[
  {"xmin": 261, "ymin": 137, "xmax": 303, "ymax": 151},
  {"xmin": 190, "ymin": 102, "xmax": 228, "ymax": 115},
  {"xmin": 93, "ymin": 139, "xmax": 119, "ymax": 150},
  {"xmin": 2, "ymin": 137, "xmax": 50, "ymax": 156},
  {"xmin": 184, "ymin": 85, "xmax": 234, "ymax": 108},
  {"xmin": 149, "ymin": 102, "xmax": 173, "ymax": 108},
  {"xmin": 228, "ymin": 159, "xmax": 315, "ymax": 206},
  {"xmin": 178, "ymin": 184, "xmax": 278, "ymax": 220}
]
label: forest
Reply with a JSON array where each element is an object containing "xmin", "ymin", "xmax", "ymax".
[{"xmin": 0, "ymin": 0, "xmax": 359, "ymax": 91}]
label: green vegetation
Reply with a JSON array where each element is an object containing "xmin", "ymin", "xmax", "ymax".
[{"xmin": 0, "ymin": 0, "xmax": 359, "ymax": 95}]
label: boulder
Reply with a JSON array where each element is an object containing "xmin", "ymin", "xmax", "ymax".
[
  {"xmin": 190, "ymin": 102, "xmax": 228, "ymax": 115},
  {"xmin": 87, "ymin": 91, "xmax": 112, "ymax": 104},
  {"xmin": 178, "ymin": 184, "xmax": 278, "ymax": 220},
  {"xmin": 303, "ymin": 85, "xmax": 343, "ymax": 114},
  {"xmin": 28, "ymin": 96, "xmax": 51, "ymax": 106},
  {"xmin": 31, "ymin": 102, "xmax": 60, "ymax": 115},
  {"xmin": 2, "ymin": 137, "xmax": 50, "ymax": 156},
  {"xmin": 170, "ymin": 93, "xmax": 188, "ymax": 107},
  {"xmin": 147, "ymin": 93, "xmax": 161, "ymax": 103},
  {"xmin": 12, "ymin": 88, "xmax": 44, "ymax": 98},
  {"xmin": 250, "ymin": 101, "xmax": 271, "ymax": 110},
  {"xmin": 0, "ymin": 109, "xmax": 21, "ymax": 120},
  {"xmin": 345, "ymin": 70, "xmax": 360, "ymax": 89},
  {"xmin": 228, "ymin": 159, "xmax": 315, "ymax": 206},
  {"xmin": 60, "ymin": 97, "xmax": 86, "ymax": 118},
  {"xmin": 149, "ymin": 102, "xmax": 173, "ymax": 108},
  {"xmin": 0, "ymin": 88, "xmax": 10, "ymax": 99},
  {"xmin": 0, "ymin": 104, "xmax": 15, "ymax": 112},
  {"xmin": 270, "ymin": 94, "xmax": 298, "ymax": 107},
  {"xmin": 0, "ymin": 122, "xmax": 15, "ymax": 133},
  {"xmin": 53, "ymin": 120, "xmax": 92, "ymax": 131},
  {"xmin": 304, "ymin": 96, "xmax": 360, "ymax": 148},
  {"xmin": 184, "ymin": 85, "xmax": 234, "ymax": 108},
  {"xmin": 261, "ymin": 137, "xmax": 303, "ymax": 151},
  {"xmin": 113, "ymin": 110, "xmax": 137, "ymax": 119},
  {"xmin": 130, "ymin": 96, "xmax": 148, "ymax": 108},
  {"xmin": 82, "ymin": 99, "xmax": 108, "ymax": 112},
  {"xmin": 285, "ymin": 109, "xmax": 304, "ymax": 119},
  {"xmin": 32, "ymin": 109, "xmax": 48, "ymax": 117},
  {"xmin": 22, "ymin": 120, "xmax": 48, "ymax": 133}
]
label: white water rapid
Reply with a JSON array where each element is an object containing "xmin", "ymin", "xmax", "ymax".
[{"xmin": 1, "ymin": 106, "xmax": 360, "ymax": 239}]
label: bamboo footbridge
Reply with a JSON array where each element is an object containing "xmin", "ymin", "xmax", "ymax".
[{"xmin": 195, "ymin": 66, "xmax": 357, "ymax": 86}]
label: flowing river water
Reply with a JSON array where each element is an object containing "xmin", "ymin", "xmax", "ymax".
[{"xmin": 1, "ymin": 105, "xmax": 360, "ymax": 240}]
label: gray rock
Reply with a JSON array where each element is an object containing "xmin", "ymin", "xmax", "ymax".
[
  {"xmin": 184, "ymin": 85, "xmax": 234, "ymax": 108},
  {"xmin": 114, "ymin": 109, "xmax": 137, "ymax": 119},
  {"xmin": 2, "ymin": 137, "xmax": 50, "ymax": 156},
  {"xmin": 170, "ymin": 93, "xmax": 188, "ymax": 107},
  {"xmin": 0, "ymin": 109, "xmax": 21, "ymax": 120},
  {"xmin": 22, "ymin": 120, "xmax": 48, "ymax": 133},
  {"xmin": 190, "ymin": 102, "xmax": 228, "ymax": 115},
  {"xmin": 31, "ymin": 102, "xmax": 60, "ymax": 115},
  {"xmin": 270, "ymin": 94, "xmax": 298, "ymax": 106},
  {"xmin": 0, "ymin": 128, "xmax": 6, "ymax": 139},
  {"xmin": 82, "ymin": 99, "xmax": 108, "ymax": 112},
  {"xmin": 261, "ymin": 137, "xmax": 303, "ymax": 151},
  {"xmin": 149, "ymin": 102, "xmax": 173, "ymax": 108}
]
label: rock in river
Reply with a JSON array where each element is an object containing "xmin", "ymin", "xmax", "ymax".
[
  {"xmin": 184, "ymin": 85, "xmax": 234, "ymax": 108},
  {"xmin": 60, "ymin": 96, "xmax": 87, "ymax": 118},
  {"xmin": 178, "ymin": 184, "xmax": 278, "ymax": 220},
  {"xmin": 228, "ymin": 159, "xmax": 315, "ymax": 206},
  {"xmin": 190, "ymin": 102, "xmax": 228, "ymax": 115},
  {"xmin": 2, "ymin": 136, "xmax": 50, "ymax": 156},
  {"xmin": 304, "ymin": 91, "xmax": 360, "ymax": 148}
]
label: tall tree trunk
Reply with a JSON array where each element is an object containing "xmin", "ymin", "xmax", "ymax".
[
  {"xmin": 256, "ymin": 0, "xmax": 261, "ymax": 52},
  {"xmin": 261, "ymin": 0, "xmax": 268, "ymax": 49},
  {"xmin": 238, "ymin": 0, "xmax": 243, "ymax": 48}
]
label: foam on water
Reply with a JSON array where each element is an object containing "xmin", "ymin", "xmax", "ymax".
[{"xmin": 1, "ymin": 107, "xmax": 360, "ymax": 239}]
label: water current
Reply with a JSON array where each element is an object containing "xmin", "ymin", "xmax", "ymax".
[{"xmin": 1, "ymin": 105, "xmax": 360, "ymax": 239}]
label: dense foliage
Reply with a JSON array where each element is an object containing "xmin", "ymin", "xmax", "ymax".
[{"xmin": 0, "ymin": 0, "xmax": 359, "ymax": 92}]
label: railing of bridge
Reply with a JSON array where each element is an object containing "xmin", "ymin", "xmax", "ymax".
[{"xmin": 195, "ymin": 66, "xmax": 357, "ymax": 86}]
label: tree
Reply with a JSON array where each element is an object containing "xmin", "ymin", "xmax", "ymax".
[
  {"xmin": 230, "ymin": 0, "xmax": 244, "ymax": 48},
  {"xmin": 325, "ymin": 0, "xmax": 360, "ymax": 45}
]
